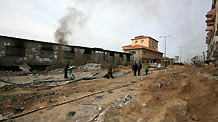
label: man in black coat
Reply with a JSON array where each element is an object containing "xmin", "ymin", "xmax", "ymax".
[
  {"xmin": 64, "ymin": 61, "xmax": 70, "ymax": 79},
  {"xmin": 133, "ymin": 62, "xmax": 138, "ymax": 76},
  {"xmin": 138, "ymin": 61, "xmax": 142, "ymax": 76},
  {"xmin": 107, "ymin": 63, "xmax": 114, "ymax": 79}
]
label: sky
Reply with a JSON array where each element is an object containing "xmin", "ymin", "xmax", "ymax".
[{"xmin": 0, "ymin": 0, "xmax": 212, "ymax": 61}]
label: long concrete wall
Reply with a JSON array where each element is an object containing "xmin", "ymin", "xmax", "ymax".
[{"xmin": 0, "ymin": 35, "xmax": 133, "ymax": 70}]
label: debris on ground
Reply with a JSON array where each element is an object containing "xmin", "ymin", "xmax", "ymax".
[
  {"xmin": 19, "ymin": 63, "xmax": 31, "ymax": 73},
  {"xmin": 0, "ymin": 65, "xmax": 218, "ymax": 122},
  {"xmin": 67, "ymin": 111, "xmax": 76, "ymax": 117},
  {"xmin": 96, "ymin": 95, "xmax": 104, "ymax": 99}
]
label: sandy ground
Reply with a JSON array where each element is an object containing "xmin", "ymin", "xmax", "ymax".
[{"xmin": 0, "ymin": 65, "xmax": 218, "ymax": 122}]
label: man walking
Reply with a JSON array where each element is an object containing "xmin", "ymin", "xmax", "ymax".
[
  {"xmin": 107, "ymin": 63, "xmax": 114, "ymax": 79},
  {"xmin": 138, "ymin": 61, "xmax": 142, "ymax": 76},
  {"xmin": 64, "ymin": 61, "xmax": 70, "ymax": 79},
  {"xmin": 145, "ymin": 64, "xmax": 149, "ymax": 75},
  {"xmin": 133, "ymin": 62, "xmax": 138, "ymax": 76}
]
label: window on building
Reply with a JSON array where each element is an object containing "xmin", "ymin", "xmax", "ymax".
[
  {"xmin": 95, "ymin": 51, "xmax": 104, "ymax": 62},
  {"xmin": 119, "ymin": 54, "xmax": 124, "ymax": 61},
  {"xmin": 109, "ymin": 52, "xmax": 115, "ymax": 61},
  {"xmin": 83, "ymin": 49, "xmax": 92, "ymax": 60},
  {"xmin": 6, "ymin": 41, "xmax": 26, "ymax": 57},
  {"xmin": 135, "ymin": 41, "xmax": 138, "ymax": 44},
  {"xmin": 131, "ymin": 51, "xmax": 136, "ymax": 54},
  {"xmin": 40, "ymin": 44, "xmax": 53, "ymax": 58},
  {"xmin": 64, "ymin": 47, "xmax": 75, "ymax": 59},
  {"xmin": 141, "ymin": 40, "xmax": 144, "ymax": 43},
  {"xmin": 110, "ymin": 52, "xmax": 114, "ymax": 56},
  {"xmin": 127, "ymin": 55, "xmax": 130, "ymax": 61}
]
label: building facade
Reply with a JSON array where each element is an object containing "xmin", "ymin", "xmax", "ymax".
[
  {"xmin": 123, "ymin": 35, "xmax": 163, "ymax": 64},
  {"xmin": 0, "ymin": 35, "xmax": 132, "ymax": 70},
  {"xmin": 205, "ymin": 0, "xmax": 218, "ymax": 63}
]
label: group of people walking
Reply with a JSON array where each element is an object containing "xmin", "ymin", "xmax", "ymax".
[
  {"xmin": 64, "ymin": 61, "xmax": 150, "ymax": 79},
  {"xmin": 132, "ymin": 61, "xmax": 149, "ymax": 76}
]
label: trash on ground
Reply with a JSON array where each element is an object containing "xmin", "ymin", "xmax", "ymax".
[
  {"xmin": 96, "ymin": 95, "xmax": 104, "ymax": 99},
  {"xmin": 67, "ymin": 111, "xmax": 76, "ymax": 117},
  {"xmin": 107, "ymin": 90, "xmax": 113, "ymax": 94}
]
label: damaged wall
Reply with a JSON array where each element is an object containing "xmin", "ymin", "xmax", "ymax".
[{"xmin": 0, "ymin": 35, "xmax": 133, "ymax": 70}]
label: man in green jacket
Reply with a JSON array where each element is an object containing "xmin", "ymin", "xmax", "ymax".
[{"xmin": 145, "ymin": 64, "xmax": 149, "ymax": 75}]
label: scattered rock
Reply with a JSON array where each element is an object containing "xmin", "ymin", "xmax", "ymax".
[
  {"xmin": 15, "ymin": 106, "xmax": 24, "ymax": 113},
  {"xmin": 19, "ymin": 63, "xmax": 31, "ymax": 73},
  {"xmin": 89, "ymin": 89, "xmax": 95, "ymax": 92},
  {"xmin": 98, "ymin": 107, "xmax": 102, "ymax": 111},
  {"xmin": 156, "ymin": 81, "xmax": 167, "ymax": 89},
  {"xmin": 141, "ymin": 103, "xmax": 147, "ymax": 107},
  {"xmin": 136, "ymin": 117, "xmax": 143, "ymax": 122},
  {"xmin": 0, "ymin": 114, "xmax": 4, "ymax": 121},
  {"xmin": 191, "ymin": 115, "xmax": 200, "ymax": 121}
]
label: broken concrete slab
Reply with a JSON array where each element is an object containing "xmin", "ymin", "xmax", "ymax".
[
  {"xmin": 19, "ymin": 63, "xmax": 31, "ymax": 73},
  {"xmin": 77, "ymin": 63, "xmax": 102, "ymax": 71}
]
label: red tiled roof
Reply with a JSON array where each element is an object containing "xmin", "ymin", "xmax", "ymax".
[
  {"xmin": 131, "ymin": 35, "xmax": 149, "ymax": 40},
  {"xmin": 123, "ymin": 45, "xmax": 163, "ymax": 53},
  {"xmin": 206, "ymin": 26, "xmax": 214, "ymax": 31},
  {"xmin": 206, "ymin": 8, "xmax": 216, "ymax": 17},
  {"xmin": 131, "ymin": 35, "xmax": 158, "ymax": 42}
]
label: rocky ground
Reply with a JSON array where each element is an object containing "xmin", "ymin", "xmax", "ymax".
[{"xmin": 0, "ymin": 65, "xmax": 218, "ymax": 122}]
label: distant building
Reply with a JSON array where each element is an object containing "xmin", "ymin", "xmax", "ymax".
[
  {"xmin": 205, "ymin": 0, "xmax": 218, "ymax": 63},
  {"xmin": 174, "ymin": 56, "xmax": 179, "ymax": 63},
  {"xmin": 191, "ymin": 55, "xmax": 204, "ymax": 63},
  {"xmin": 0, "ymin": 35, "xmax": 132, "ymax": 70},
  {"xmin": 122, "ymin": 35, "xmax": 163, "ymax": 64},
  {"xmin": 162, "ymin": 57, "xmax": 175, "ymax": 67}
]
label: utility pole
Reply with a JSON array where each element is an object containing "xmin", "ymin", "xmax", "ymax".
[
  {"xmin": 159, "ymin": 35, "xmax": 171, "ymax": 58},
  {"xmin": 179, "ymin": 47, "xmax": 183, "ymax": 63},
  {"xmin": 159, "ymin": 35, "xmax": 171, "ymax": 68}
]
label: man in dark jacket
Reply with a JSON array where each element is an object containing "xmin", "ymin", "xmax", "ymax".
[
  {"xmin": 138, "ymin": 61, "xmax": 142, "ymax": 76},
  {"xmin": 133, "ymin": 62, "xmax": 138, "ymax": 76},
  {"xmin": 107, "ymin": 63, "xmax": 114, "ymax": 79},
  {"xmin": 64, "ymin": 62, "xmax": 70, "ymax": 79}
]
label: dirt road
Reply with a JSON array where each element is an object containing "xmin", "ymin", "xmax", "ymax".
[{"xmin": 0, "ymin": 65, "xmax": 218, "ymax": 122}]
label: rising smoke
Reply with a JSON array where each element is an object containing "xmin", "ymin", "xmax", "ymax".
[{"xmin": 55, "ymin": 7, "xmax": 87, "ymax": 44}]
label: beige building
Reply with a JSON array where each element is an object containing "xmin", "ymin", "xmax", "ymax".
[{"xmin": 123, "ymin": 35, "xmax": 163, "ymax": 64}]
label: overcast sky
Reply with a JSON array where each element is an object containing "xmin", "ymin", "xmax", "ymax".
[{"xmin": 0, "ymin": 0, "xmax": 211, "ymax": 61}]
